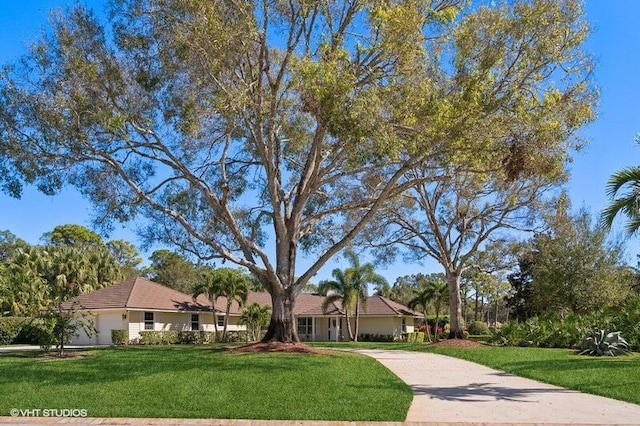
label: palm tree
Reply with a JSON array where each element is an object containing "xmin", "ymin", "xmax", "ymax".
[
  {"xmin": 319, "ymin": 249, "xmax": 387, "ymax": 342},
  {"xmin": 240, "ymin": 303, "xmax": 271, "ymax": 341},
  {"xmin": 318, "ymin": 268, "xmax": 358, "ymax": 341},
  {"xmin": 407, "ymin": 286, "xmax": 433, "ymax": 343},
  {"xmin": 195, "ymin": 268, "xmax": 250, "ymax": 341},
  {"xmin": 602, "ymin": 165, "xmax": 640, "ymax": 234},
  {"xmin": 408, "ymin": 278, "xmax": 449, "ymax": 341},
  {"xmin": 218, "ymin": 269, "xmax": 249, "ymax": 341},
  {"xmin": 192, "ymin": 269, "xmax": 224, "ymax": 333},
  {"xmin": 343, "ymin": 250, "xmax": 387, "ymax": 341}
]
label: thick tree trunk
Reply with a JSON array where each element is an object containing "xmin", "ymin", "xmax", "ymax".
[
  {"xmin": 261, "ymin": 289, "xmax": 299, "ymax": 343},
  {"xmin": 446, "ymin": 271, "xmax": 465, "ymax": 339}
]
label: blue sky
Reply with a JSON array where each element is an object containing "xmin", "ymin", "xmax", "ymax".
[{"xmin": 0, "ymin": 1, "xmax": 639, "ymax": 282}]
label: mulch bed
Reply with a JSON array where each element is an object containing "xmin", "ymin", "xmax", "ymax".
[
  {"xmin": 428, "ymin": 339, "xmax": 487, "ymax": 348},
  {"xmin": 229, "ymin": 341, "xmax": 331, "ymax": 354},
  {"xmin": 36, "ymin": 351, "xmax": 92, "ymax": 361}
]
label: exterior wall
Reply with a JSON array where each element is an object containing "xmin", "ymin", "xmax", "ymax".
[
  {"xmin": 229, "ymin": 315, "xmax": 245, "ymax": 331},
  {"xmin": 297, "ymin": 316, "xmax": 345, "ymax": 342},
  {"xmin": 154, "ymin": 312, "xmax": 191, "ymax": 331},
  {"xmin": 295, "ymin": 316, "xmax": 417, "ymax": 341},
  {"xmin": 70, "ymin": 314, "xmax": 97, "ymax": 345},
  {"xmin": 126, "ymin": 310, "xmax": 244, "ymax": 342},
  {"xmin": 96, "ymin": 311, "xmax": 127, "ymax": 345},
  {"xmin": 72, "ymin": 309, "xmax": 418, "ymax": 344},
  {"xmin": 128, "ymin": 310, "xmax": 140, "ymax": 342},
  {"xmin": 70, "ymin": 309, "xmax": 127, "ymax": 345},
  {"xmin": 357, "ymin": 316, "xmax": 404, "ymax": 337}
]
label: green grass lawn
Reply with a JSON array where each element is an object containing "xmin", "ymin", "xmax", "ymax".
[
  {"xmin": 425, "ymin": 345, "xmax": 640, "ymax": 406},
  {"xmin": 311, "ymin": 341, "xmax": 640, "ymax": 406},
  {"xmin": 0, "ymin": 346, "xmax": 412, "ymax": 420}
]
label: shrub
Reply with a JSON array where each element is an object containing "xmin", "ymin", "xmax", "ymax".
[
  {"xmin": 0, "ymin": 317, "xmax": 29, "ymax": 345},
  {"xmin": 467, "ymin": 321, "xmax": 490, "ymax": 336},
  {"xmin": 0, "ymin": 329, "xmax": 12, "ymax": 346},
  {"xmin": 178, "ymin": 331, "xmax": 214, "ymax": 344},
  {"xmin": 490, "ymin": 312, "xmax": 596, "ymax": 349},
  {"xmin": 220, "ymin": 330, "xmax": 247, "ymax": 343},
  {"xmin": 138, "ymin": 331, "xmax": 179, "ymax": 345},
  {"xmin": 580, "ymin": 328, "xmax": 629, "ymax": 356},
  {"xmin": 609, "ymin": 297, "xmax": 640, "ymax": 351},
  {"xmin": 15, "ymin": 320, "xmax": 51, "ymax": 344},
  {"xmin": 111, "ymin": 329, "xmax": 128, "ymax": 345},
  {"xmin": 358, "ymin": 333, "xmax": 393, "ymax": 342}
]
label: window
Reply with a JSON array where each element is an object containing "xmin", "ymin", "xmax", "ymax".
[
  {"xmin": 297, "ymin": 317, "xmax": 312, "ymax": 336},
  {"xmin": 144, "ymin": 312, "xmax": 154, "ymax": 330},
  {"xmin": 217, "ymin": 315, "xmax": 225, "ymax": 327},
  {"xmin": 191, "ymin": 314, "xmax": 199, "ymax": 331},
  {"xmin": 401, "ymin": 317, "xmax": 407, "ymax": 333}
]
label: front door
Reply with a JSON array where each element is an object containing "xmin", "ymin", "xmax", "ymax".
[{"xmin": 327, "ymin": 318, "xmax": 341, "ymax": 341}]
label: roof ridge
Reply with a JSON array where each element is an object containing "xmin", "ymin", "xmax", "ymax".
[
  {"xmin": 124, "ymin": 276, "xmax": 142, "ymax": 308},
  {"xmin": 376, "ymin": 294, "xmax": 401, "ymax": 315}
]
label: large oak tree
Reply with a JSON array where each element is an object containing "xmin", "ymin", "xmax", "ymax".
[
  {"xmin": 0, "ymin": 0, "xmax": 595, "ymax": 342},
  {"xmin": 364, "ymin": 0, "xmax": 596, "ymax": 337}
]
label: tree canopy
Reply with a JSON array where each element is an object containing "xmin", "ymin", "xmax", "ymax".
[
  {"xmin": 0, "ymin": 0, "xmax": 596, "ymax": 342},
  {"xmin": 144, "ymin": 249, "xmax": 198, "ymax": 293},
  {"xmin": 529, "ymin": 206, "xmax": 632, "ymax": 315},
  {"xmin": 42, "ymin": 224, "xmax": 105, "ymax": 247}
]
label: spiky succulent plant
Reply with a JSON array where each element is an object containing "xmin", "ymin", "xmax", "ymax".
[{"xmin": 579, "ymin": 328, "xmax": 630, "ymax": 356}]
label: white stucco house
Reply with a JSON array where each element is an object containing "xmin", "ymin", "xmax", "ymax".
[{"xmin": 65, "ymin": 277, "xmax": 423, "ymax": 345}]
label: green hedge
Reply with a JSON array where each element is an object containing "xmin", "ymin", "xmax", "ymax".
[
  {"xmin": 136, "ymin": 330, "xmax": 240, "ymax": 345},
  {"xmin": 138, "ymin": 331, "xmax": 180, "ymax": 345},
  {"xmin": 178, "ymin": 331, "xmax": 215, "ymax": 344},
  {"xmin": 0, "ymin": 317, "xmax": 30, "ymax": 345},
  {"xmin": 111, "ymin": 329, "xmax": 128, "ymax": 345}
]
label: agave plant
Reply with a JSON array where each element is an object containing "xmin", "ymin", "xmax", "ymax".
[{"xmin": 579, "ymin": 328, "xmax": 630, "ymax": 356}]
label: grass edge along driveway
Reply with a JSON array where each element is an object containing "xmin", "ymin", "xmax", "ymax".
[
  {"xmin": 0, "ymin": 345, "xmax": 412, "ymax": 421},
  {"xmin": 313, "ymin": 341, "xmax": 640, "ymax": 406}
]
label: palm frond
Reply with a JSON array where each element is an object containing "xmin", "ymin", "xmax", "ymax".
[
  {"xmin": 605, "ymin": 167, "xmax": 640, "ymax": 197},
  {"xmin": 321, "ymin": 294, "xmax": 342, "ymax": 314}
]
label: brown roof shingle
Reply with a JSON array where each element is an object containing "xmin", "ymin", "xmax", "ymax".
[
  {"xmin": 64, "ymin": 277, "xmax": 211, "ymax": 312},
  {"xmin": 66, "ymin": 277, "xmax": 422, "ymax": 318},
  {"xmin": 220, "ymin": 292, "xmax": 422, "ymax": 317}
]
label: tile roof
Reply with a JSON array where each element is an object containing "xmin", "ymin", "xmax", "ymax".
[
  {"xmin": 221, "ymin": 292, "xmax": 423, "ymax": 317},
  {"xmin": 63, "ymin": 276, "xmax": 212, "ymax": 312},
  {"xmin": 64, "ymin": 277, "xmax": 422, "ymax": 318}
]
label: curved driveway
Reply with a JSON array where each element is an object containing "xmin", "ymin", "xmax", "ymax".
[{"xmin": 356, "ymin": 349, "xmax": 640, "ymax": 424}]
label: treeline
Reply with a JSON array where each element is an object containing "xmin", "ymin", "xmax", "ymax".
[
  {"xmin": 374, "ymin": 207, "xmax": 639, "ymax": 335},
  {"xmin": 0, "ymin": 224, "xmax": 265, "ymax": 317}
]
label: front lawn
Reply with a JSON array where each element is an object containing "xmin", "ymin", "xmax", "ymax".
[
  {"xmin": 0, "ymin": 346, "xmax": 412, "ymax": 420},
  {"xmin": 425, "ymin": 345, "xmax": 640, "ymax": 405},
  {"xmin": 311, "ymin": 341, "xmax": 640, "ymax": 406}
]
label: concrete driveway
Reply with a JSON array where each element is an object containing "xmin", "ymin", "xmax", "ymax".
[{"xmin": 356, "ymin": 349, "xmax": 640, "ymax": 424}]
